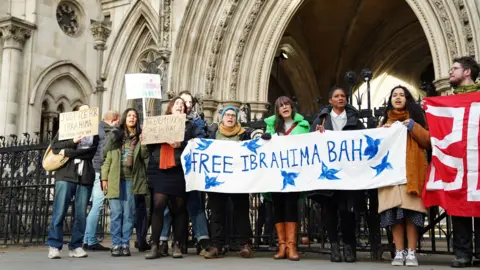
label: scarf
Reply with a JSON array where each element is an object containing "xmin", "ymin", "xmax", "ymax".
[
  {"xmin": 218, "ymin": 122, "xmax": 245, "ymax": 137},
  {"xmin": 386, "ymin": 109, "xmax": 426, "ymax": 196},
  {"xmin": 386, "ymin": 109, "xmax": 409, "ymax": 122},
  {"xmin": 453, "ymin": 82, "xmax": 480, "ymax": 94},
  {"xmin": 124, "ymin": 132, "xmax": 138, "ymax": 168},
  {"xmin": 159, "ymin": 144, "xmax": 176, "ymax": 169}
]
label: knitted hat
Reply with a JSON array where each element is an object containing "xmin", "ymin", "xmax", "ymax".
[{"xmin": 221, "ymin": 106, "xmax": 238, "ymax": 120}]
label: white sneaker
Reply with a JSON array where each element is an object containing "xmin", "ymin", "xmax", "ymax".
[
  {"xmin": 405, "ymin": 249, "xmax": 419, "ymax": 267},
  {"xmin": 48, "ymin": 247, "xmax": 61, "ymax": 259},
  {"xmin": 68, "ymin": 247, "xmax": 88, "ymax": 258},
  {"xmin": 392, "ymin": 250, "xmax": 406, "ymax": 266}
]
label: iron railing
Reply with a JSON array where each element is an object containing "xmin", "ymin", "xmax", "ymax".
[{"xmin": 0, "ymin": 130, "xmax": 452, "ymax": 259}]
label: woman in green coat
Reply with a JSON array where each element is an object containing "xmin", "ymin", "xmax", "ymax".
[
  {"xmin": 262, "ymin": 96, "xmax": 310, "ymax": 261},
  {"xmin": 101, "ymin": 108, "xmax": 149, "ymax": 257}
]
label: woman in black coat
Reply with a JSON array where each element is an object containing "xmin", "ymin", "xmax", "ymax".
[
  {"xmin": 145, "ymin": 96, "xmax": 203, "ymax": 259},
  {"xmin": 46, "ymin": 104, "xmax": 99, "ymax": 259},
  {"xmin": 309, "ymin": 86, "xmax": 365, "ymax": 263}
]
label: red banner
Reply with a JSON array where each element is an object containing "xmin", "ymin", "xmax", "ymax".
[{"xmin": 422, "ymin": 92, "xmax": 480, "ymax": 217}]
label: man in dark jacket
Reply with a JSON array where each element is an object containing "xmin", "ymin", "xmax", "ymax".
[
  {"xmin": 46, "ymin": 104, "xmax": 99, "ymax": 259},
  {"xmin": 83, "ymin": 110, "xmax": 119, "ymax": 251}
]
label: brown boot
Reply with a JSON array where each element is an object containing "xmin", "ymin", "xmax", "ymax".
[
  {"xmin": 273, "ymin": 222, "xmax": 286, "ymax": 260},
  {"xmin": 285, "ymin": 222, "xmax": 300, "ymax": 261},
  {"xmin": 239, "ymin": 243, "xmax": 253, "ymax": 258}
]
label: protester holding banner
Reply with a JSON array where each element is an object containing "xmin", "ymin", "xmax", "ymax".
[
  {"xmin": 429, "ymin": 56, "xmax": 480, "ymax": 268},
  {"xmin": 46, "ymin": 104, "xmax": 99, "ymax": 259},
  {"xmin": 309, "ymin": 86, "xmax": 365, "ymax": 263},
  {"xmin": 202, "ymin": 106, "xmax": 254, "ymax": 259},
  {"xmin": 145, "ymin": 97, "xmax": 202, "ymax": 259},
  {"xmin": 378, "ymin": 86, "xmax": 430, "ymax": 267},
  {"xmin": 159, "ymin": 90, "xmax": 212, "ymax": 256},
  {"xmin": 262, "ymin": 96, "xmax": 310, "ymax": 261},
  {"xmin": 83, "ymin": 110, "xmax": 119, "ymax": 252}
]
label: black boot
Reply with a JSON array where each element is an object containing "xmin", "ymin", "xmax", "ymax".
[
  {"xmin": 330, "ymin": 243, "xmax": 342, "ymax": 262},
  {"xmin": 145, "ymin": 244, "xmax": 160, "ymax": 260},
  {"xmin": 159, "ymin": 241, "xmax": 169, "ymax": 256},
  {"xmin": 451, "ymin": 256, "xmax": 472, "ymax": 268},
  {"xmin": 343, "ymin": 244, "xmax": 356, "ymax": 263}
]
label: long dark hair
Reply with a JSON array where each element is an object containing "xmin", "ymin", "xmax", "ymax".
[
  {"xmin": 381, "ymin": 85, "xmax": 426, "ymax": 128},
  {"xmin": 274, "ymin": 96, "xmax": 297, "ymax": 133},
  {"xmin": 113, "ymin": 108, "xmax": 141, "ymax": 144},
  {"xmin": 165, "ymin": 96, "xmax": 187, "ymax": 115}
]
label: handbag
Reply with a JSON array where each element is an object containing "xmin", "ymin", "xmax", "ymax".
[{"xmin": 42, "ymin": 135, "xmax": 69, "ymax": 172}]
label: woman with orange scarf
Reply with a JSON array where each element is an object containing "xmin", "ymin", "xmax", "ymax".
[
  {"xmin": 378, "ymin": 86, "xmax": 431, "ymax": 267},
  {"xmin": 145, "ymin": 97, "xmax": 203, "ymax": 259}
]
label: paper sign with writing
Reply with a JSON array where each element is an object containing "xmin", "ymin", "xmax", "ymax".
[
  {"xmin": 142, "ymin": 114, "xmax": 187, "ymax": 144},
  {"xmin": 124, "ymin": 73, "xmax": 162, "ymax": 99},
  {"xmin": 181, "ymin": 123, "xmax": 407, "ymax": 193},
  {"xmin": 58, "ymin": 108, "xmax": 99, "ymax": 140}
]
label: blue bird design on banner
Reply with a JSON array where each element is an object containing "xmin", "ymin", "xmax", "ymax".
[
  {"xmin": 318, "ymin": 162, "xmax": 341, "ymax": 180},
  {"xmin": 196, "ymin": 138, "xmax": 214, "ymax": 151},
  {"xmin": 204, "ymin": 174, "xmax": 224, "ymax": 189},
  {"xmin": 183, "ymin": 152, "xmax": 192, "ymax": 175},
  {"xmin": 241, "ymin": 138, "xmax": 262, "ymax": 154},
  {"xmin": 281, "ymin": 170, "xmax": 299, "ymax": 190},
  {"xmin": 364, "ymin": 134, "xmax": 382, "ymax": 160},
  {"xmin": 371, "ymin": 151, "xmax": 393, "ymax": 177}
]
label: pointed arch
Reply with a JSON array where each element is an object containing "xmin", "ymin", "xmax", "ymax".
[
  {"xmin": 29, "ymin": 60, "xmax": 94, "ymax": 107},
  {"xmin": 103, "ymin": 0, "xmax": 159, "ymax": 111}
]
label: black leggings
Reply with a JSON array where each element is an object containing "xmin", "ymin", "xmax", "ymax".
[
  {"xmin": 150, "ymin": 193, "xmax": 187, "ymax": 245},
  {"xmin": 272, "ymin": 192, "xmax": 300, "ymax": 223}
]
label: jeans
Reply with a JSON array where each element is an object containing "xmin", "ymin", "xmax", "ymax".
[
  {"xmin": 109, "ymin": 180, "xmax": 135, "ymax": 246},
  {"xmin": 46, "ymin": 180, "xmax": 92, "ymax": 250},
  {"xmin": 83, "ymin": 173, "xmax": 105, "ymax": 245},
  {"xmin": 160, "ymin": 191, "xmax": 209, "ymax": 241}
]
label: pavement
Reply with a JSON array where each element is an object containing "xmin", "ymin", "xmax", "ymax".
[{"xmin": 0, "ymin": 246, "xmax": 459, "ymax": 270}]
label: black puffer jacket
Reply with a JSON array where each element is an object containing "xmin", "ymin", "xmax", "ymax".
[
  {"xmin": 311, "ymin": 104, "xmax": 365, "ymax": 132},
  {"xmin": 51, "ymin": 134, "xmax": 99, "ymax": 186}
]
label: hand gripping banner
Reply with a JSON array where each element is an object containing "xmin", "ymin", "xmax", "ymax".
[
  {"xmin": 181, "ymin": 123, "xmax": 407, "ymax": 193},
  {"xmin": 422, "ymin": 92, "xmax": 480, "ymax": 217}
]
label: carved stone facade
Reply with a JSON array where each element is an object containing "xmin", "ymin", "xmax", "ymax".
[{"xmin": 0, "ymin": 0, "xmax": 479, "ymax": 134}]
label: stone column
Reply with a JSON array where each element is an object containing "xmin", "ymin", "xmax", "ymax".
[
  {"xmin": 433, "ymin": 77, "xmax": 451, "ymax": 95},
  {"xmin": 90, "ymin": 19, "xmax": 112, "ymax": 117},
  {"xmin": 0, "ymin": 17, "xmax": 35, "ymax": 135}
]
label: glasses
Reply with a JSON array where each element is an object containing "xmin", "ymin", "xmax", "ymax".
[
  {"xmin": 449, "ymin": 66, "xmax": 464, "ymax": 73},
  {"xmin": 224, "ymin": 113, "xmax": 237, "ymax": 118}
]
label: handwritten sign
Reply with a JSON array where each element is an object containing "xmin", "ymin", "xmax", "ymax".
[
  {"xmin": 58, "ymin": 108, "xmax": 99, "ymax": 140},
  {"xmin": 181, "ymin": 123, "xmax": 408, "ymax": 193},
  {"xmin": 142, "ymin": 114, "xmax": 186, "ymax": 144},
  {"xmin": 125, "ymin": 73, "xmax": 162, "ymax": 99}
]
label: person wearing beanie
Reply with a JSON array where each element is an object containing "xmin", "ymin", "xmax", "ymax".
[{"xmin": 203, "ymin": 106, "xmax": 254, "ymax": 259}]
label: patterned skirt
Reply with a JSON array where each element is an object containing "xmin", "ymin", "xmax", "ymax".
[{"xmin": 380, "ymin": 207, "xmax": 425, "ymax": 228}]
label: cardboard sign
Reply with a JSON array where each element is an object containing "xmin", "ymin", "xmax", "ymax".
[
  {"xmin": 124, "ymin": 73, "xmax": 162, "ymax": 99},
  {"xmin": 58, "ymin": 108, "xmax": 99, "ymax": 140},
  {"xmin": 142, "ymin": 114, "xmax": 187, "ymax": 144}
]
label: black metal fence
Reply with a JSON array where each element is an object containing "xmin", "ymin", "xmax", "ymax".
[{"xmin": 0, "ymin": 131, "xmax": 452, "ymax": 259}]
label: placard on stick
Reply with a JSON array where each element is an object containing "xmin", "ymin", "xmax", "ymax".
[
  {"xmin": 142, "ymin": 114, "xmax": 186, "ymax": 145},
  {"xmin": 58, "ymin": 108, "xmax": 100, "ymax": 140}
]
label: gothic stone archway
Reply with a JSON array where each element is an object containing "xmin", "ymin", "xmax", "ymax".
[{"xmin": 171, "ymin": 0, "xmax": 473, "ymax": 123}]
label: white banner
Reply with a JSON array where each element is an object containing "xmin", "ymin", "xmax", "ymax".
[
  {"xmin": 124, "ymin": 73, "xmax": 162, "ymax": 99},
  {"xmin": 181, "ymin": 123, "xmax": 408, "ymax": 193}
]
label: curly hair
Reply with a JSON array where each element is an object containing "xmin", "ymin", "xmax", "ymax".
[{"xmin": 381, "ymin": 85, "xmax": 426, "ymax": 128}]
